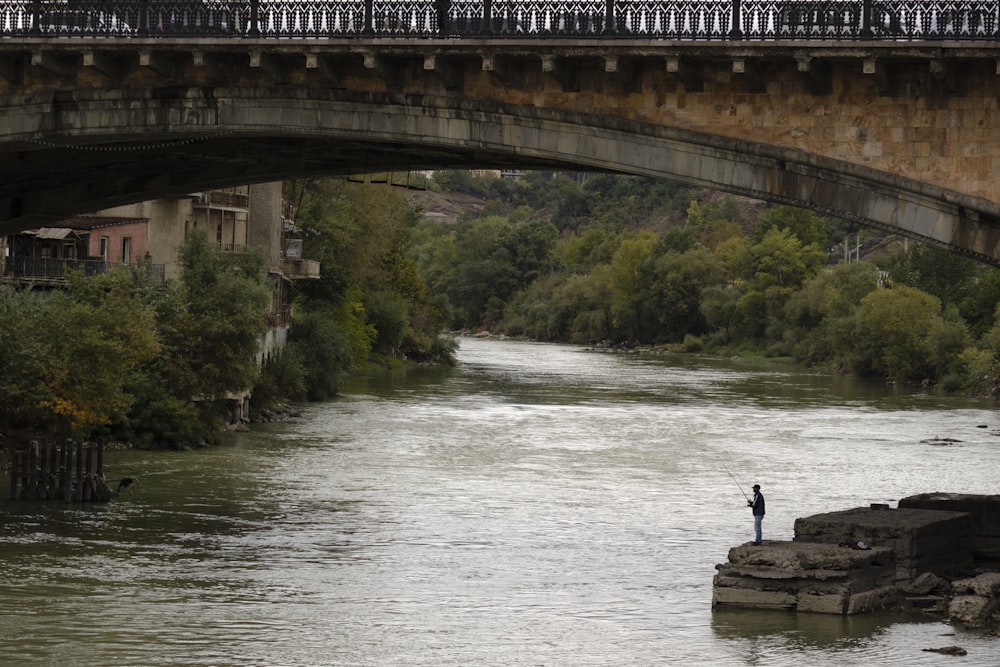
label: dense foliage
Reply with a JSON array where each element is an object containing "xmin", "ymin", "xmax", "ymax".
[
  {"xmin": 258, "ymin": 178, "xmax": 457, "ymax": 404},
  {"xmin": 0, "ymin": 233, "xmax": 270, "ymax": 446},
  {"xmin": 1, "ymin": 192, "xmax": 456, "ymax": 447},
  {"xmin": 4, "ymin": 169, "xmax": 997, "ymax": 448},
  {"xmin": 412, "ymin": 171, "xmax": 1000, "ymax": 393}
]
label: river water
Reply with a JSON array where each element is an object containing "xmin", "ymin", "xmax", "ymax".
[{"xmin": 3, "ymin": 336, "xmax": 1000, "ymax": 666}]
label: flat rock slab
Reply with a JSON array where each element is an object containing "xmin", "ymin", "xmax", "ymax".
[
  {"xmin": 725, "ymin": 540, "xmax": 894, "ymax": 570},
  {"xmin": 713, "ymin": 541, "xmax": 898, "ymax": 614},
  {"xmin": 795, "ymin": 506, "xmax": 969, "ymax": 535}
]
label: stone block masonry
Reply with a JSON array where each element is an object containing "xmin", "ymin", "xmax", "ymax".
[
  {"xmin": 898, "ymin": 493, "xmax": 1000, "ymax": 562},
  {"xmin": 793, "ymin": 506, "xmax": 974, "ymax": 582},
  {"xmin": 712, "ymin": 541, "xmax": 897, "ymax": 614}
]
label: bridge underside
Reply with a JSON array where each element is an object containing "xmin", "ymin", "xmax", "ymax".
[{"xmin": 1, "ymin": 41, "xmax": 999, "ymax": 262}]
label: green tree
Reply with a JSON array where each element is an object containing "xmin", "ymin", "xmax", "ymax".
[
  {"xmin": 171, "ymin": 230, "xmax": 271, "ymax": 403},
  {"xmin": 0, "ymin": 287, "xmax": 52, "ymax": 429},
  {"xmin": 447, "ymin": 216, "xmax": 557, "ymax": 328},
  {"xmin": 849, "ymin": 285, "xmax": 968, "ymax": 383},
  {"xmin": 884, "ymin": 242, "xmax": 979, "ymax": 308},
  {"xmin": 738, "ymin": 227, "xmax": 825, "ymax": 341},
  {"xmin": 960, "ymin": 267, "xmax": 1000, "ymax": 340},
  {"xmin": 290, "ymin": 178, "xmax": 455, "ymax": 368},
  {"xmin": 753, "ymin": 205, "xmax": 828, "ymax": 248},
  {"xmin": 783, "ymin": 262, "xmax": 880, "ymax": 365},
  {"xmin": 35, "ymin": 271, "xmax": 159, "ymax": 437},
  {"xmin": 648, "ymin": 246, "xmax": 723, "ymax": 342},
  {"xmin": 607, "ymin": 231, "xmax": 657, "ymax": 340},
  {"xmin": 700, "ymin": 283, "xmax": 744, "ymax": 344}
]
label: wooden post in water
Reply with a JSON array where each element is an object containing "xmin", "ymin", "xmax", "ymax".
[
  {"xmin": 74, "ymin": 440, "xmax": 83, "ymax": 503},
  {"xmin": 9, "ymin": 446, "xmax": 16, "ymax": 499},
  {"xmin": 96, "ymin": 439, "xmax": 104, "ymax": 480},
  {"xmin": 27, "ymin": 441, "xmax": 38, "ymax": 500},
  {"xmin": 83, "ymin": 446, "xmax": 93, "ymax": 501},
  {"xmin": 39, "ymin": 442, "xmax": 50, "ymax": 499},
  {"xmin": 48, "ymin": 441, "xmax": 58, "ymax": 499},
  {"xmin": 62, "ymin": 441, "xmax": 72, "ymax": 502}
]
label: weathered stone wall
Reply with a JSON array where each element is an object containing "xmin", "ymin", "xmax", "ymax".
[
  {"xmin": 793, "ymin": 506, "xmax": 974, "ymax": 581},
  {"xmin": 713, "ymin": 541, "xmax": 897, "ymax": 614},
  {"xmin": 898, "ymin": 493, "xmax": 1000, "ymax": 562}
]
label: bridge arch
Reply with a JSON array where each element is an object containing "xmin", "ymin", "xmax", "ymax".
[
  {"xmin": 5, "ymin": 87, "xmax": 999, "ymax": 263},
  {"xmin": 1, "ymin": 30, "xmax": 1000, "ymax": 262}
]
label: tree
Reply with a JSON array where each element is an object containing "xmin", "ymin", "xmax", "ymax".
[
  {"xmin": 0, "ymin": 287, "xmax": 52, "ymax": 429},
  {"xmin": 738, "ymin": 227, "xmax": 825, "ymax": 340},
  {"xmin": 447, "ymin": 215, "xmax": 557, "ymax": 328},
  {"xmin": 884, "ymin": 242, "xmax": 979, "ymax": 309},
  {"xmin": 782, "ymin": 262, "xmax": 880, "ymax": 364},
  {"xmin": 174, "ymin": 230, "xmax": 270, "ymax": 401},
  {"xmin": 289, "ymin": 178, "xmax": 456, "ymax": 368},
  {"xmin": 753, "ymin": 205, "xmax": 828, "ymax": 248},
  {"xmin": 960, "ymin": 267, "xmax": 1000, "ymax": 340},
  {"xmin": 648, "ymin": 247, "xmax": 723, "ymax": 342},
  {"xmin": 607, "ymin": 231, "xmax": 656, "ymax": 340},
  {"xmin": 849, "ymin": 284, "xmax": 968, "ymax": 383},
  {"xmin": 34, "ymin": 271, "xmax": 159, "ymax": 437}
]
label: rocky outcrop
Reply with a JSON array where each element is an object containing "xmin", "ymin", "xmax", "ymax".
[
  {"xmin": 948, "ymin": 573, "xmax": 1000, "ymax": 627},
  {"xmin": 793, "ymin": 505, "xmax": 973, "ymax": 581},
  {"xmin": 713, "ymin": 498, "xmax": 1000, "ymax": 623},
  {"xmin": 713, "ymin": 541, "xmax": 897, "ymax": 614}
]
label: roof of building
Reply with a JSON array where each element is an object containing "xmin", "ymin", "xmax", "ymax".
[{"xmin": 16, "ymin": 216, "xmax": 150, "ymax": 237}]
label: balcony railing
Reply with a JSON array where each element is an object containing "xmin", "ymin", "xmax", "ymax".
[
  {"xmin": 283, "ymin": 257, "xmax": 321, "ymax": 280},
  {"xmin": 3, "ymin": 257, "xmax": 165, "ymax": 283},
  {"xmin": 193, "ymin": 191, "xmax": 251, "ymax": 210}
]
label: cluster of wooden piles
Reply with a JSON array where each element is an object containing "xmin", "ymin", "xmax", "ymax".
[{"xmin": 7, "ymin": 439, "xmax": 113, "ymax": 502}]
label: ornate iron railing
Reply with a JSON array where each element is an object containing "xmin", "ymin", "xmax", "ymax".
[{"xmin": 0, "ymin": 0, "xmax": 995, "ymax": 39}]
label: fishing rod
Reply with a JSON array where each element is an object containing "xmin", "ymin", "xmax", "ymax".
[{"xmin": 724, "ymin": 466, "xmax": 750, "ymax": 502}]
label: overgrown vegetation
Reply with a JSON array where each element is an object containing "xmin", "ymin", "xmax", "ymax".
[
  {"xmin": 411, "ymin": 171, "xmax": 1000, "ymax": 394},
  {"xmin": 1, "ymin": 183, "xmax": 458, "ymax": 447},
  {"xmin": 0, "ymin": 231, "xmax": 269, "ymax": 447},
  {"xmin": 258, "ymin": 178, "xmax": 458, "ymax": 405},
  {"xmin": 5, "ymin": 169, "xmax": 997, "ymax": 448}
]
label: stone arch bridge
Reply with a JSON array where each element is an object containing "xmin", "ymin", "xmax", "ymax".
[{"xmin": 1, "ymin": 15, "xmax": 999, "ymax": 261}]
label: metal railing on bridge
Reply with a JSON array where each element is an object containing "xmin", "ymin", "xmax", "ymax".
[{"xmin": 0, "ymin": 0, "xmax": 996, "ymax": 40}]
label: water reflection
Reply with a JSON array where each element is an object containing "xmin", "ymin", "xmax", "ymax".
[{"xmin": 713, "ymin": 608, "xmax": 904, "ymax": 648}]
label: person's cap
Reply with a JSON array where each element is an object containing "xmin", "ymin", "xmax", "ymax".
[{"xmin": 752, "ymin": 484, "xmax": 760, "ymax": 489}]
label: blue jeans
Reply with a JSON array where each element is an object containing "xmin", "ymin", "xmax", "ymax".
[{"xmin": 753, "ymin": 515, "xmax": 763, "ymax": 544}]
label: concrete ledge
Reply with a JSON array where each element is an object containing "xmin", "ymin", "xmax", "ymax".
[
  {"xmin": 713, "ymin": 541, "xmax": 897, "ymax": 615},
  {"xmin": 793, "ymin": 506, "xmax": 973, "ymax": 580}
]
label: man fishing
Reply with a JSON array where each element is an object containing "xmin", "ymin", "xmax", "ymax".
[{"xmin": 748, "ymin": 484, "xmax": 765, "ymax": 545}]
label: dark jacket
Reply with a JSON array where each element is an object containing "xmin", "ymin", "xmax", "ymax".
[{"xmin": 750, "ymin": 491, "xmax": 765, "ymax": 516}]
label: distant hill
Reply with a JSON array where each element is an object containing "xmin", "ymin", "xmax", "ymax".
[{"xmin": 405, "ymin": 189, "xmax": 490, "ymax": 224}]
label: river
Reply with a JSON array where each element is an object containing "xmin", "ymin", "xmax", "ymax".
[{"xmin": 2, "ymin": 336, "xmax": 1000, "ymax": 666}]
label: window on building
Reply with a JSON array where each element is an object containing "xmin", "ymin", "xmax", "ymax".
[
  {"xmin": 122, "ymin": 237, "xmax": 131, "ymax": 264},
  {"xmin": 63, "ymin": 242, "xmax": 76, "ymax": 259},
  {"xmin": 100, "ymin": 236, "xmax": 108, "ymax": 260}
]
